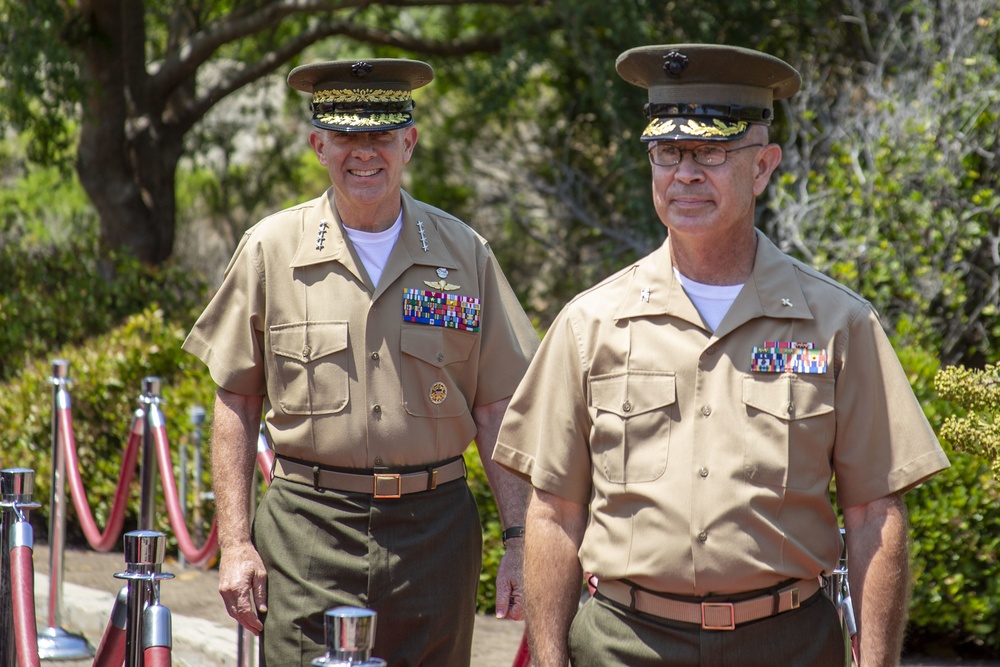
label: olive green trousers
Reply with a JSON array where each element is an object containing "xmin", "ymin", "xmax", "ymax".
[
  {"xmin": 254, "ymin": 476, "xmax": 482, "ymax": 666},
  {"xmin": 570, "ymin": 590, "xmax": 845, "ymax": 666}
]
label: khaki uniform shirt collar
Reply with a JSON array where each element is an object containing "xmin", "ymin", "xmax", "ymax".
[
  {"xmin": 614, "ymin": 229, "xmax": 813, "ymax": 336},
  {"xmin": 287, "ymin": 189, "xmax": 460, "ymax": 296}
]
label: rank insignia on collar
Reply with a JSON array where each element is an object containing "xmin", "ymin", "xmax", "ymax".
[
  {"xmin": 417, "ymin": 220, "xmax": 429, "ymax": 252},
  {"xmin": 424, "ymin": 279, "xmax": 460, "ymax": 291},
  {"xmin": 316, "ymin": 219, "xmax": 329, "ymax": 251}
]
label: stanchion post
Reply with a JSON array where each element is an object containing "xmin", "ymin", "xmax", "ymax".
[
  {"xmin": 114, "ymin": 530, "xmax": 174, "ymax": 667},
  {"xmin": 1, "ymin": 468, "xmax": 40, "ymax": 666},
  {"xmin": 138, "ymin": 378, "xmax": 163, "ymax": 532},
  {"xmin": 39, "ymin": 360, "xmax": 95, "ymax": 660},
  {"xmin": 189, "ymin": 406, "xmax": 207, "ymax": 547},
  {"xmin": 312, "ymin": 607, "xmax": 387, "ymax": 667}
]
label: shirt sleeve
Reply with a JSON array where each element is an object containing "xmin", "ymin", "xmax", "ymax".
[
  {"xmin": 831, "ymin": 303, "xmax": 950, "ymax": 507},
  {"xmin": 493, "ymin": 306, "xmax": 594, "ymax": 504},
  {"xmin": 182, "ymin": 232, "xmax": 268, "ymax": 396}
]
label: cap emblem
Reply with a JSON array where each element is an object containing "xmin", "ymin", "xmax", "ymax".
[
  {"xmin": 662, "ymin": 51, "xmax": 690, "ymax": 78},
  {"xmin": 351, "ymin": 61, "xmax": 373, "ymax": 78}
]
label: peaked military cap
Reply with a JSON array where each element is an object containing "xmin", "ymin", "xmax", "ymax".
[
  {"xmin": 287, "ymin": 58, "xmax": 434, "ymax": 132},
  {"xmin": 616, "ymin": 44, "xmax": 801, "ymax": 142}
]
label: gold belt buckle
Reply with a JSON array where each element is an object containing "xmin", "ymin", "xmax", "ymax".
[
  {"xmin": 374, "ymin": 473, "xmax": 402, "ymax": 498},
  {"xmin": 701, "ymin": 602, "xmax": 736, "ymax": 630}
]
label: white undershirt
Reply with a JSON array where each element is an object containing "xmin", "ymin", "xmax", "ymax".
[
  {"xmin": 674, "ymin": 268, "xmax": 744, "ymax": 331},
  {"xmin": 343, "ymin": 212, "xmax": 403, "ymax": 287}
]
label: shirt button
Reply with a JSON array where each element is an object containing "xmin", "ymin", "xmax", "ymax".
[
  {"xmin": 374, "ymin": 456, "xmax": 384, "ymax": 466},
  {"xmin": 371, "ymin": 351, "xmax": 380, "ymax": 361},
  {"xmin": 706, "ymin": 346, "xmax": 716, "ymax": 355},
  {"xmin": 302, "ymin": 345, "xmax": 311, "ymax": 359},
  {"xmin": 699, "ymin": 467, "xmax": 709, "ymax": 478},
  {"xmin": 698, "ymin": 531, "xmax": 708, "ymax": 542},
  {"xmin": 373, "ymin": 405, "xmax": 382, "ymax": 415},
  {"xmin": 622, "ymin": 400, "xmax": 632, "ymax": 413},
  {"xmin": 701, "ymin": 405, "xmax": 712, "ymax": 417},
  {"xmin": 436, "ymin": 352, "xmax": 445, "ymax": 363}
]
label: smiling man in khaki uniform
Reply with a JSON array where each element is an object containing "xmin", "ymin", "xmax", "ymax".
[
  {"xmin": 493, "ymin": 44, "xmax": 950, "ymax": 666},
  {"xmin": 183, "ymin": 58, "xmax": 538, "ymax": 666}
]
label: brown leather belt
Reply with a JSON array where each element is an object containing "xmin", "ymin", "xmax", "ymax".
[
  {"xmin": 273, "ymin": 456, "xmax": 466, "ymax": 498},
  {"xmin": 597, "ymin": 578, "xmax": 822, "ymax": 631}
]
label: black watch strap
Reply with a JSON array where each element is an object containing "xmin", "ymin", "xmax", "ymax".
[{"xmin": 502, "ymin": 526, "xmax": 525, "ymax": 545}]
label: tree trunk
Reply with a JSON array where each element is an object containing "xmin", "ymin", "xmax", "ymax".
[{"xmin": 75, "ymin": 0, "xmax": 180, "ymax": 266}]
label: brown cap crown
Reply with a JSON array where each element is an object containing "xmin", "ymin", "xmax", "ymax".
[
  {"xmin": 616, "ymin": 44, "xmax": 800, "ymax": 141},
  {"xmin": 288, "ymin": 58, "xmax": 434, "ymax": 132}
]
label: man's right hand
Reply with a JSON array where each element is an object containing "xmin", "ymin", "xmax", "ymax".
[{"xmin": 219, "ymin": 541, "xmax": 269, "ymax": 634}]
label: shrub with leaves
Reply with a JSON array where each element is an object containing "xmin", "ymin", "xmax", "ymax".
[{"xmin": 935, "ymin": 364, "xmax": 1000, "ymax": 482}]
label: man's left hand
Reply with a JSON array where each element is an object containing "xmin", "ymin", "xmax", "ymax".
[{"xmin": 494, "ymin": 539, "xmax": 525, "ymax": 620}]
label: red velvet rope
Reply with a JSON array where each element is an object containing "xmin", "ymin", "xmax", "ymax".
[
  {"xmin": 152, "ymin": 417, "xmax": 219, "ymax": 566},
  {"xmin": 61, "ymin": 406, "xmax": 141, "ymax": 552},
  {"xmin": 10, "ymin": 545, "xmax": 41, "ymax": 667},
  {"xmin": 92, "ymin": 621, "xmax": 126, "ymax": 667},
  {"xmin": 257, "ymin": 445, "xmax": 275, "ymax": 483},
  {"xmin": 511, "ymin": 630, "xmax": 530, "ymax": 667},
  {"xmin": 143, "ymin": 646, "xmax": 171, "ymax": 667}
]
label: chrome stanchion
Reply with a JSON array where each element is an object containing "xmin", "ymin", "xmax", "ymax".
[
  {"xmin": 183, "ymin": 405, "xmax": 208, "ymax": 569},
  {"xmin": 138, "ymin": 378, "xmax": 162, "ymax": 531},
  {"xmin": 312, "ymin": 607, "xmax": 386, "ymax": 666},
  {"xmin": 236, "ymin": 625, "xmax": 256, "ymax": 667},
  {"xmin": 40, "ymin": 360, "xmax": 95, "ymax": 661},
  {"xmin": 114, "ymin": 530, "xmax": 174, "ymax": 667},
  {"xmin": 1, "ymin": 468, "xmax": 42, "ymax": 667}
]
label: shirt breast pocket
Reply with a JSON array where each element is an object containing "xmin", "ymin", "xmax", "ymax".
[
  {"xmin": 400, "ymin": 325, "xmax": 477, "ymax": 418},
  {"xmin": 742, "ymin": 374, "xmax": 835, "ymax": 489},
  {"xmin": 269, "ymin": 321, "xmax": 350, "ymax": 415},
  {"xmin": 588, "ymin": 371, "xmax": 676, "ymax": 484}
]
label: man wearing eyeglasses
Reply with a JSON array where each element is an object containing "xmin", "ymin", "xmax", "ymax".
[
  {"xmin": 183, "ymin": 59, "xmax": 539, "ymax": 666},
  {"xmin": 493, "ymin": 44, "xmax": 949, "ymax": 666}
]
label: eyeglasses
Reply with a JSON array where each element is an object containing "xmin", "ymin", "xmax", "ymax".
[{"xmin": 647, "ymin": 143, "xmax": 764, "ymax": 167}]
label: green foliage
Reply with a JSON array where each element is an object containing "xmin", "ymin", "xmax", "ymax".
[
  {"xmin": 0, "ymin": 237, "xmax": 205, "ymax": 382},
  {"xmin": 935, "ymin": 364, "xmax": 1000, "ymax": 482},
  {"xmin": 0, "ymin": 306, "xmax": 217, "ymax": 548},
  {"xmin": 907, "ymin": 455, "xmax": 1000, "ymax": 655},
  {"xmin": 0, "ymin": 230, "xmax": 214, "ymax": 550},
  {"xmin": 895, "ymin": 338, "xmax": 1000, "ymax": 656},
  {"xmin": 768, "ymin": 0, "xmax": 1000, "ymax": 368},
  {"xmin": 0, "ymin": 0, "xmax": 82, "ymax": 167}
]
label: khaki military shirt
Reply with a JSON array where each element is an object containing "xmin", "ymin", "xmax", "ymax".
[
  {"xmin": 184, "ymin": 189, "xmax": 539, "ymax": 468},
  {"xmin": 494, "ymin": 230, "xmax": 949, "ymax": 596}
]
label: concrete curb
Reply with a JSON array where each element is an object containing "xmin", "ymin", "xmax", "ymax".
[{"xmin": 34, "ymin": 571, "xmax": 239, "ymax": 667}]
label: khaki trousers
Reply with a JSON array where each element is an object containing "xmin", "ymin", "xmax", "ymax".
[
  {"xmin": 253, "ymin": 475, "xmax": 482, "ymax": 667},
  {"xmin": 569, "ymin": 590, "xmax": 846, "ymax": 666}
]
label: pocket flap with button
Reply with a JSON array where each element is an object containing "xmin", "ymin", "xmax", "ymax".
[
  {"xmin": 270, "ymin": 321, "xmax": 348, "ymax": 362},
  {"xmin": 743, "ymin": 374, "xmax": 834, "ymax": 420},
  {"xmin": 589, "ymin": 371, "xmax": 676, "ymax": 417},
  {"xmin": 401, "ymin": 325, "xmax": 476, "ymax": 368}
]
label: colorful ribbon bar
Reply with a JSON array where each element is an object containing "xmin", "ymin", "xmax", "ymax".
[
  {"xmin": 751, "ymin": 341, "xmax": 828, "ymax": 373},
  {"xmin": 403, "ymin": 288, "xmax": 481, "ymax": 332}
]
